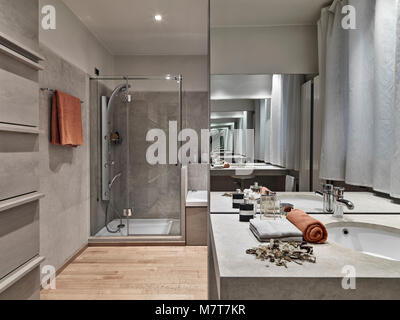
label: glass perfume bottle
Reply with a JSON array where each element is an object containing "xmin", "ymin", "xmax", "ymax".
[{"xmin": 260, "ymin": 192, "xmax": 279, "ymax": 219}]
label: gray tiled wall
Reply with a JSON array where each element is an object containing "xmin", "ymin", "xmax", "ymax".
[
  {"xmin": 187, "ymin": 163, "xmax": 209, "ymax": 191},
  {"xmin": 110, "ymin": 91, "xmax": 182, "ymax": 220}
]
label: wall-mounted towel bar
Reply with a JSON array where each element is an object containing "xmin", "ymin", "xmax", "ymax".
[{"xmin": 40, "ymin": 88, "xmax": 84, "ymax": 103}]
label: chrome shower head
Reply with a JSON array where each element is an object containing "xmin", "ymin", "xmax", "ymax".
[{"xmin": 119, "ymin": 87, "xmax": 133, "ymax": 103}]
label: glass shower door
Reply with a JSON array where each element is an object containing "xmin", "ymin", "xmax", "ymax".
[
  {"xmin": 123, "ymin": 78, "xmax": 182, "ymax": 237},
  {"xmin": 90, "ymin": 75, "xmax": 183, "ymax": 240}
]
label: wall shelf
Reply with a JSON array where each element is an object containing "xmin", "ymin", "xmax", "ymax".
[
  {"xmin": 0, "ymin": 192, "xmax": 45, "ymax": 213},
  {"xmin": 0, "ymin": 31, "xmax": 44, "ymax": 62},
  {"xmin": 0, "ymin": 256, "xmax": 44, "ymax": 294},
  {"xmin": 0, "ymin": 123, "xmax": 39, "ymax": 135},
  {"xmin": 0, "ymin": 43, "xmax": 43, "ymax": 70}
]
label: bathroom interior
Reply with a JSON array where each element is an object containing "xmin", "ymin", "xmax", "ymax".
[{"xmin": 0, "ymin": 0, "xmax": 400, "ymax": 302}]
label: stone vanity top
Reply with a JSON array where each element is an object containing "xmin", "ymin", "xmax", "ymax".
[
  {"xmin": 210, "ymin": 192, "xmax": 400, "ymax": 214},
  {"xmin": 210, "ymin": 214, "xmax": 400, "ymax": 280},
  {"xmin": 186, "ymin": 190, "xmax": 208, "ymax": 207}
]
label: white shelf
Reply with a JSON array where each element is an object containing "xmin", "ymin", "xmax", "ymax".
[
  {"xmin": 0, "ymin": 256, "xmax": 44, "ymax": 294},
  {"xmin": 0, "ymin": 123, "xmax": 39, "ymax": 135},
  {"xmin": 0, "ymin": 192, "xmax": 45, "ymax": 213},
  {"xmin": 0, "ymin": 31, "xmax": 44, "ymax": 62},
  {"xmin": 0, "ymin": 43, "xmax": 43, "ymax": 70}
]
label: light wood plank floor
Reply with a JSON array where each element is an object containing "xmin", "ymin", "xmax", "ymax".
[{"xmin": 41, "ymin": 246, "xmax": 208, "ymax": 300}]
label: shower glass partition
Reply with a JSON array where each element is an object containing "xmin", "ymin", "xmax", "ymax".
[{"xmin": 89, "ymin": 75, "xmax": 183, "ymax": 242}]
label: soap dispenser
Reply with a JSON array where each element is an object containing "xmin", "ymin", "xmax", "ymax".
[
  {"xmin": 232, "ymin": 189, "xmax": 244, "ymax": 209},
  {"xmin": 239, "ymin": 198, "xmax": 254, "ymax": 222}
]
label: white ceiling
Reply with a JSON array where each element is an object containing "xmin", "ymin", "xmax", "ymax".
[
  {"xmin": 211, "ymin": 75, "xmax": 272, "ymax": 100},
  {"xmin": 63, "ymin": 0, "xmax": 330, "ymax": 55},
  {"xmin": 211, "ymin": 0, "xmax": 332, "ymax": 27},
  {"xmin": 63, "ymin": 0, "xmax": 208, "ymax": 55}
]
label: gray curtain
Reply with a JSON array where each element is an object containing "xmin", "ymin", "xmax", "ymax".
[
  {"xmin": 318, "ymin": 0, "xmax": 400, "ymax": 198},
  {"xmin": 318, "ymin": 0, "xmax": 348, "ymax": 180},
  {"xmin": 264, "ymin": 74, "xmax": 303, "ymax": 170}
]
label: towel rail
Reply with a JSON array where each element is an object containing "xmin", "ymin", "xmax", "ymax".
[{"xmin": 40, "ymin": 88, "xmax": 84, "ymax": 103}]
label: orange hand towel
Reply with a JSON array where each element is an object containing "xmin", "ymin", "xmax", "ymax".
[
  {"xmin": 286, "ymin": 209, "xmax": 328, "ymax": 244},
  {"xmin": 51, "ymin": 90, "xmax": 83, "ymax": 147}
]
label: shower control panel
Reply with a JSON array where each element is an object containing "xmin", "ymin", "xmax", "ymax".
[{"xmin": 101, "ymin": 96, "xmax": 110, "ymax": 201}]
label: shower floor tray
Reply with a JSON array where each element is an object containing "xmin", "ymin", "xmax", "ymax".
[{"xmin": 95, "ymin": 218, "xmax": 175, "ymax": 237}]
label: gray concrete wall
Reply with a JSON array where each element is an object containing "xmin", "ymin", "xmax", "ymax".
[
  {"xmin": 39, "ymin": 0, "xmax": 114, "ymax": 76},
  {"xmin": 0, "ymin": 0, "xmax": 39, "ymax": 52},
  {"xmin": 211, "ymin": 25, "xmax": 318, "ymax": 75},
  {"xmin": 38, "ymin": 45, "xmax": 90, "ymax": 272},
  {"xmin": 113, "ymin": 55, "xmax": 208, "ymax": 92}
]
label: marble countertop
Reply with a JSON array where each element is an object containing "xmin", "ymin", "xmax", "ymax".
[
  {"xmin": 210, "ymin": 192, "xmax": 400, "ymax": 214},
  {"xmin": 210, "ymin": 214, "xmax": 400, "ymax": 279},
  {"xmin": 186, "ymin": 190, "xmax": 208, "ymax": 207}
]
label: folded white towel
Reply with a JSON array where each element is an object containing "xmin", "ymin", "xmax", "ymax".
[{"xmin": 249, "ymin": 219, "xmax": 303, "ymax": 242}]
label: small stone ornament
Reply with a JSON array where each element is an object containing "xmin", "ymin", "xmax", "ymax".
[{"xmin": 246, "ymin": 240, "xmax": 316, "ymax": 268}]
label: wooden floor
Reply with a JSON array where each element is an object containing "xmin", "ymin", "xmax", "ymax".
[{"xmin": 40, "ymin": 246, "xmax": 208, "ymax": 300}]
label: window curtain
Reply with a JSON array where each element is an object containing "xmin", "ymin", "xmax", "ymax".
[
  {"xmin": 318, "ymin": 0, "xmax": 400, "ymax": 198},
  {"xmin": 264, "ymin": 74, "xmax": 303, "ymax": 170},
  {"xmin": 267, "ymin": 74, "xmax": 283, "ymax": 166}
]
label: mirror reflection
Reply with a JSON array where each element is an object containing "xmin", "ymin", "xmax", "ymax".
[{"xmin": 210, "ymin": 73, "xmax": 313, "ymax": 192}]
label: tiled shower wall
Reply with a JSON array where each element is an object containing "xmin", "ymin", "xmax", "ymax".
[{"xmin": 110, "ymin": 91, "xmax": 182, "ymax": 220}]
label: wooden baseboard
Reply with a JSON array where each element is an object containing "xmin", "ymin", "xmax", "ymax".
[
  {"xmin": 88, "ymin": 241, "xmax": 186, "ymax": 247},
  {"xmin": 40, "ymin": 243, "xmax": 88, "ymax": 291},
  {"xmin": 56, "ymin": 244, "xmax": 88, "ymax": 277}
]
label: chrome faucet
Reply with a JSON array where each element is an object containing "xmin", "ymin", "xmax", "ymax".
[
  {"xmin": 333, "ymin": 187, "xmax": 354, "ymax": 218},
  {"xmin": 108, "ymin": 172, "xmax": 122, "ymax": 190},
  {"xmin": 315, "ymin": 183, "xmax": 334, "ymax": 213}
]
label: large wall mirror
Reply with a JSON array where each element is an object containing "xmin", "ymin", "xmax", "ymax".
[{"xmin": 209, "ymin": 0, "xmax": 400, "ymax": 207}]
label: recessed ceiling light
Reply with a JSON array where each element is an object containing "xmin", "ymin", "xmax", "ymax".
[{"xmin": 154, "ymin": 14, "xmax": 162, "ymax": 22}]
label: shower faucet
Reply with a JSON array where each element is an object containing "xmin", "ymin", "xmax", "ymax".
[{"xmin": 109, "ymin": 172, "xmax": 122, "ymax": 190}]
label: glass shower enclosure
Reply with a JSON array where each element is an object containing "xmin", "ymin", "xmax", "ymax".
[{"xmin": 89, "ymin": 75, "xmax": 184, "ymax": 243}]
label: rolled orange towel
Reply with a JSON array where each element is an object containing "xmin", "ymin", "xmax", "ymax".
[
  {"xmin": 286, "ymin": 209, "xmax": 328, "ymax": 244},
  {"xmin": 261, "ymin": 187, "xmax": 271, "ymax": 194}
]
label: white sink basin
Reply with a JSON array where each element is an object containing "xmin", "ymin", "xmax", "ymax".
[{"xmin": 327, "ymin": 223, "xmax": 400, "ymax": 261}]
